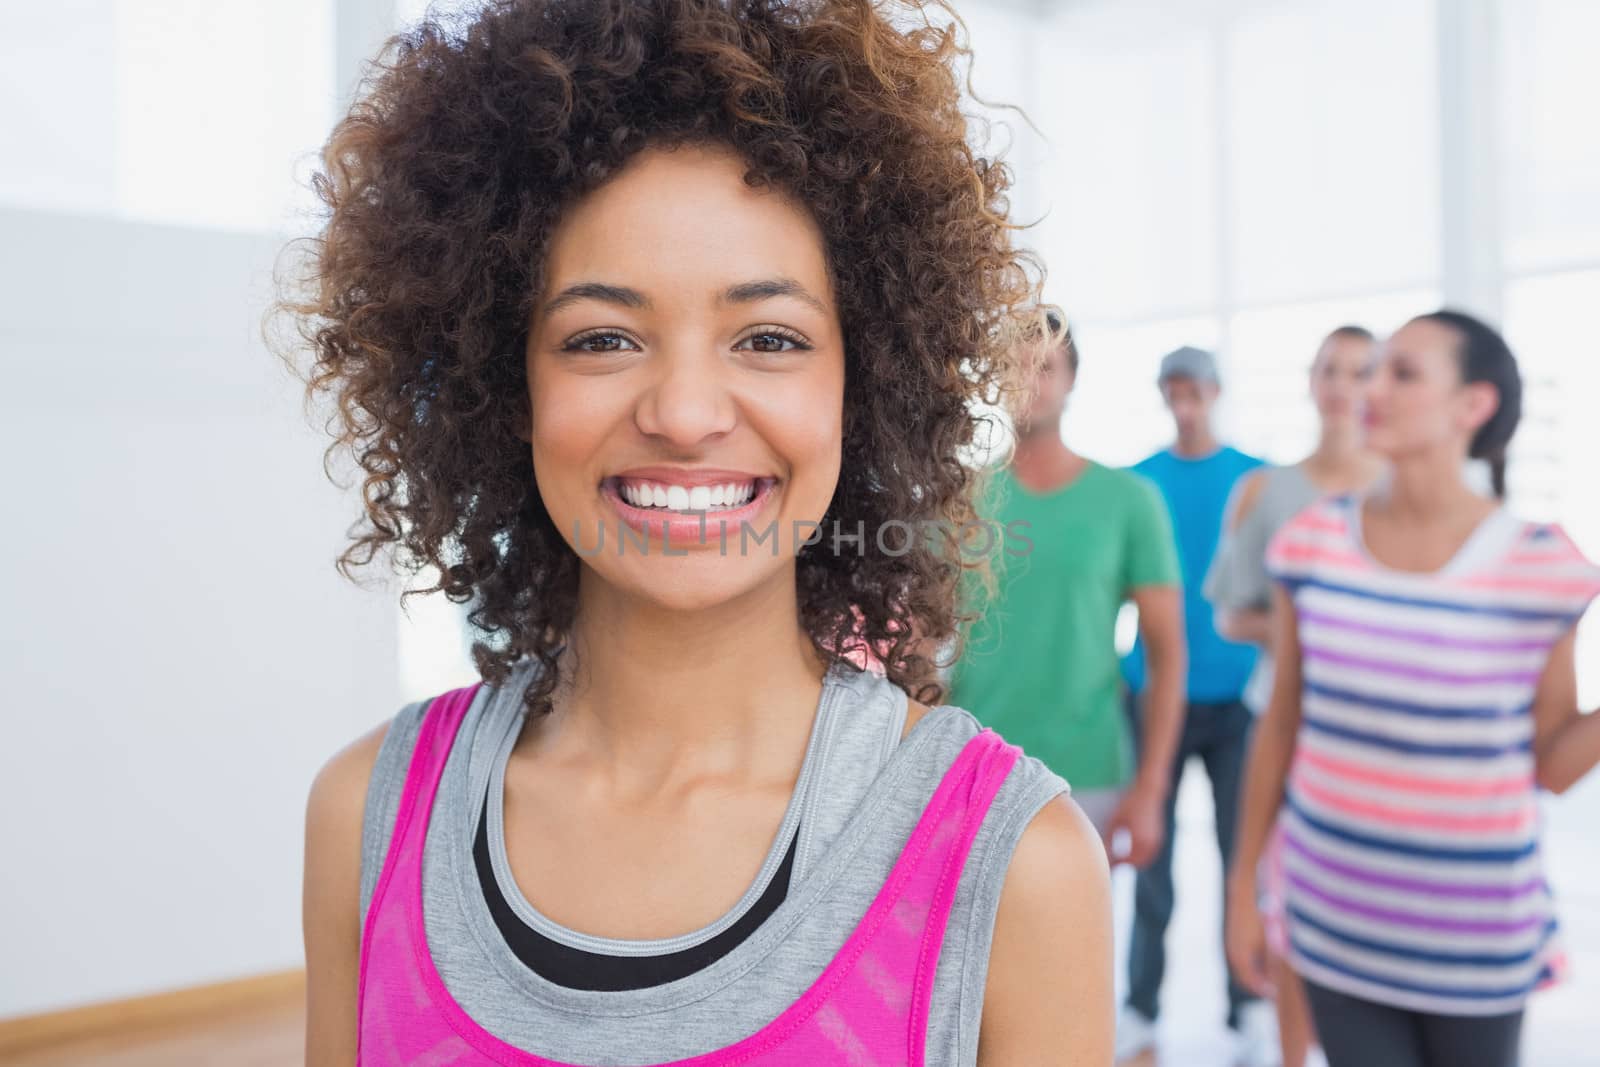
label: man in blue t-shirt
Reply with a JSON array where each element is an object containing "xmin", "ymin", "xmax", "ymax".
[{"xmin": 1116, "ymin": 346, "xmax": 1272, "ymax": 1064}]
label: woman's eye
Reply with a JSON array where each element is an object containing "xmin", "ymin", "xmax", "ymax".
[
  {"xmin": 563, "ymin": 331, "xmax": 637, "ymax": 354},
  {"xmin": 739, "ymin": 330, "xmax": 811, "ymax": 354}
]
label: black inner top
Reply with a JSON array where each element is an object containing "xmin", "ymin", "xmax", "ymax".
[{"xmin": 473, "ymin": 793, "xmax": 798, "ymax": 991}]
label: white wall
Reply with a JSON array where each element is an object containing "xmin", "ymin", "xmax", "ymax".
[{"xmin": 0, "ymin": 207, "xmax": 398, "ymax": 1016}]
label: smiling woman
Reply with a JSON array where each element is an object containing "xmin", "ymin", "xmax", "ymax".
[
  {"xmin": 519, "ymin": 145, "xmax": 845, "ymax": 582},
  {"xmin": 279, "ymin": 1, "xmax": 1036, "ymax": 713},
  {"xmin": 279, "ymin": 2, "xmax": 1111, "ymax": 1065}
]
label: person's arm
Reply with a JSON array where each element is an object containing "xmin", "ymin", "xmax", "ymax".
[
  {"xmin": 1532, "ymin": 629, "xmax": 1600, "ymax": 795},
  {"xmin": 978, "ymin": 796, "xmax": 1114, "ymax": 1065},
  {"xmin": 1106, "ymin": 585, "xmax": 1184, "ymax": 868},
  {"xmin": 304, "ymin": 724, "xmax": 389, "ymax": 1067},
  {"xmin": 1217, "ymin": 606, "xmax": 1274, "ymax": 648},
  {"xmin": 1210, "ymin": 471, "xmax": 1272, "ymax": 647},
  {"xmin": 1107, "ymin": 473, "xmax": 1187, "ymax": 868},
  {"xmin": 1225, "ymin": 584, "xmax": 1304, "ymax": 996}
]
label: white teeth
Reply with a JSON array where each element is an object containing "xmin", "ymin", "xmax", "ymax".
[{"xmin": 617, "ymin": 480, "xmax": 759, "ymax": 510}]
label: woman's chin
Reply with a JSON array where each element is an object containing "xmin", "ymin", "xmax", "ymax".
[
  {"xmin": 587, "ymin": 555, "xmax": 788, "ymax": 615},
  {"xmin": 1363, "ymin": 434, "xmax": 1405, "ymax": 461}
]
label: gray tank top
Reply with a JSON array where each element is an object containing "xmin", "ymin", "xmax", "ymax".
[
  {"xmin": 359, "ymin": 659, "xmax": 1070, "ymax": 1066},
  {"xmin": 1203, "ymin": 463, "xmax": 1323, "ymax": 713}
]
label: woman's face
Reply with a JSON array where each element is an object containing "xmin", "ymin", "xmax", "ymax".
[
  {"xmin": 523, "ymin": 143, "xmax": 846, "ymax": 613},
  {"xmin": 1362, "ymin": 318, "xmax": 1494, "ymax": 462},
  {"xmin": 1309, "ymin": 331, "xmax": 1374, "ymax": 429}
]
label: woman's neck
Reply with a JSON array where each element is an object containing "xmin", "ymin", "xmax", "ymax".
[
  {"xmin": 1374, "ymin": 448, "xmax": 1487, "ymax": 522},
  {"xmin": 541, "ymin": 570, "xmax": 829, "ymax": 790}
]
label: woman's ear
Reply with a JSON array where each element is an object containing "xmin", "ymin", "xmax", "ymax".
[{"xmin": 1459, "ymin": 380, "xmax": 1500, "ymax": 437}]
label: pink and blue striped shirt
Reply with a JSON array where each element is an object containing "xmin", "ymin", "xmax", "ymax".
[{"xmin": 1267, "ymin": 494, "xmax": 1600, "ymax": 1016}]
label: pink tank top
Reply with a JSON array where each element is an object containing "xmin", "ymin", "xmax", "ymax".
[{"xmin": 357, "ymin": 682, "xmax": 1022, "ymax": 1066}]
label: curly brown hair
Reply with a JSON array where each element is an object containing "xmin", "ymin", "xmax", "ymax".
[{"xmin": 277, "ymin": 0, "xmax": 1041, "ymax": 718}]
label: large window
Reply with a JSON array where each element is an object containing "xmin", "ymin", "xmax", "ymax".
[
  {"xmin": 1225, "ymin": 0, "xmax": 1439, "ymax": 307},
  {"xmin": 1021, "ymin": 0, "xmax": 1443, "ymax": 461},
  {"xmin": 995, "ymin": 0, "xmax": 1599, "ymax": 701},
  {"xmin": 1501, "ymin": 0, "xmax": 1600, "ymax": 272},
  {"xmin": 1031, "ymin": 7, "xmax": 1218, "ymax": 324},
  {"xmin": 1499, "ymin": 1, "xmax": 1600, "ymax": 703}
]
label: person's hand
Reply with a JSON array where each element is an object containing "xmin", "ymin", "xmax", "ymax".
[
  {"xmin": 1226, "ymin": 878, "xmax": 1274, "ymax": 998},
  {"xmin": 1103, "ymin": 783, "xmax": 1165, "ymax": 868}
]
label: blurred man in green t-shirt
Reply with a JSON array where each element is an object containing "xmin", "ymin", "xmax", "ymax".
[{"xmin": 949, "ymin": 311, "xmax": 1186, "ymax": 869}]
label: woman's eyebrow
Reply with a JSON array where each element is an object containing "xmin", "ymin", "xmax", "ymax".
[
  {"xmin": 541, "ymin": 282, "xmax": 651, "ymax": 317},
  {"xmin": 721, "ymin": 277, "xmax": 828, "ymax": 315},
  {"xmin": 540, "ymin": 277, "xmax": 827, "ymax": 318}
]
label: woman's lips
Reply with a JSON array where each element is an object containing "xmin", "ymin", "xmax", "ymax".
[{"xmin": 600, "ymin": 477, "xmax": 779, "ymax": 550}]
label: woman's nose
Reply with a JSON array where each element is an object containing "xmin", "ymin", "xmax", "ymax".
[
  {"xmin": 633, "ymin": 347, "xmax": 738, "ymax": 448},
  {"xmin": 1363, "ymin": 372, "xmax": 1387, "ymax": 405}
]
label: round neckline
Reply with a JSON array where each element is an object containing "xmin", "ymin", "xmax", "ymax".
[
  {"xmin": 442, "ymin": 663, "xmax": 950, "ymax": 1017},
  {"xmin": 481, "ymin": 662, "xmax": 845, "ymax": 956},
  {"xmin": 1004, "ymin": 457, "xmax": 1099, "ymax": 501},
  {"xmin": 1165, "ymin": 444, "xmax": 1227, "ymax": 464},
  {"xmin": 1346, "ymin": 493, "xmax": 1523, "ymax": 578}
]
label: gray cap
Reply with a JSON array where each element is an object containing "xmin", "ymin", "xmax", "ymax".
[{"xmin": 1158, "ymin": 345, "xmax": 1219, "ymax": 385}]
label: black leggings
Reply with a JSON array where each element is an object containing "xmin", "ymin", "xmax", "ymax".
[{"xmin": 1304, "ymin": 980, "xmax": 1523, "ymax": 1067}]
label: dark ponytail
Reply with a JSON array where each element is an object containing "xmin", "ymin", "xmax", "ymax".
[
  {"xmin": 1482, "ymin": 444, "xmax": 1509, "ymax": 501},
  {"xmin": 1412, "ymin": 309, "xmax": 1522, "ymax": 500}
]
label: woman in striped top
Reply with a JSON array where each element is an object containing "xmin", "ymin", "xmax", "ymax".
[{"xmin": 1225, "ymin": 310, "xmax": 1600, "ymax": 1067}]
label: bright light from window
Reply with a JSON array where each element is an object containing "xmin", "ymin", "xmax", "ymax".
[
  {"xmin": 395, "ymin": 0, "xmax": 480, "ymax": 29},
  {"xmin": 1032, "ymin": 7, "xmax": 1218, "ymax": 321},
  {"xmin": 1226, "ymin": 0, "xmax": 1439, "ymax": 305},
  {"xmin": 1503, "ymin": 269, "xmax": 1600, "ymax": 704},
  {"xmin": 1502, "ymin": 0, "xmax": 1600, "ymax": 271},
  {"xmin": 0, "ymin": 0, "xmax": 334, "ymax": 232}
]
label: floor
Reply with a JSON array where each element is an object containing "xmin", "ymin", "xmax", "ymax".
[
  {"xmin": 12, "ymin": 768, "xmax": 1600, "ymax": 1066},
  {"xmin": 1, "ymin": 994, "xmax": 302, "ymax": 1067}
]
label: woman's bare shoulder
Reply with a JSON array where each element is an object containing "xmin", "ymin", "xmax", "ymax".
[
  {"xmin": 979, "ymin": 794, "xmax": 1114, "ymax": 1063},
  {"xmin": 307, "ymin": 722, "xmax": 391, "ymax": 836}
]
